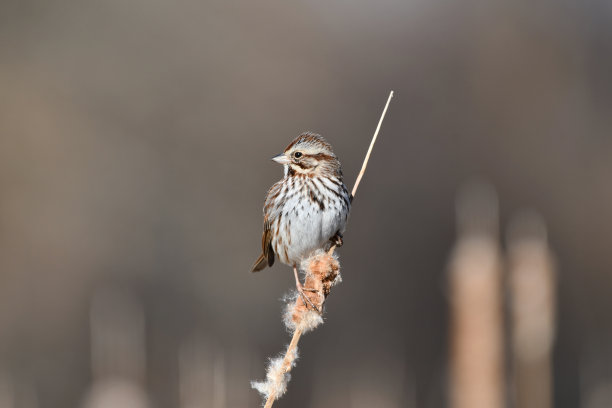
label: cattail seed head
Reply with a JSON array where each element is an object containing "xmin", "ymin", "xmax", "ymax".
[{"xmin": 282, "ymin": 250, "xmax": 341, "ymax": 333}]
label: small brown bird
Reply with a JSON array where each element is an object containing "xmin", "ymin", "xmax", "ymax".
[{"xmin": 252, "ymin": 132, "xmax": 351, "ymax": 303}]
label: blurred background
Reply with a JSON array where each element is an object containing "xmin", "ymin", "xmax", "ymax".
[{"xmin": 1, "ymin": 0, "xmax": 611, "ymax": 407}]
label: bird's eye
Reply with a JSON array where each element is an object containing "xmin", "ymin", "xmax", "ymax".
[{"xmin": 293, "ymin": 152, "xmax": 302, "ymax": 159}]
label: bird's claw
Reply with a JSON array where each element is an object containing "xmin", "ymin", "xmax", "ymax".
[{"xmin": 331, "ymin": 232, "xmax": 343, "ymax": 247}]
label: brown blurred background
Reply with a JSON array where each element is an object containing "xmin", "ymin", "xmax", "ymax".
[{"xmin": 1, "ymin": 0, "xmax": 611, "ymax": 407}]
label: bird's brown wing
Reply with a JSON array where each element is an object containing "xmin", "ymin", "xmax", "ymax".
[
  {"xmin": 251, "ymin": 181, "xmax": 282, "ymax": 272},
  {"xmin": 251, "ymin": 217, "xmax": 274, "ymax": 272}
]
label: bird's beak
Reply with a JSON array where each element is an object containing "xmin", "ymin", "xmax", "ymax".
[{"xmin": 271, "ymin": 153, "xmax": 291, "ymax": 165}]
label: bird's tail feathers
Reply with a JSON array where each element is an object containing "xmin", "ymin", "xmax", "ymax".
[{"xmin": 251, "ymin": 253, "xmax": 268, "ymax": 272}]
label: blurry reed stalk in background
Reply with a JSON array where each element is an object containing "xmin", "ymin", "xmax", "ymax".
[
  {"xmin": 583, "ymin": 380, "xmax": 612, "ymax": 408},
  {"xmin": 82, "ymin": 287, "xmax": 150, "ymax": 408},
  {"xmin": 448, "ymin": 182, "xmax": 504, "ymax": 408},
  {"xmin": 0, "ymin": 367, "xmax": 38, "ymax": 408},
  {"xmin": 508, "ymin": 212, "xmax": 556, "ymax": 408},
  {"xmin": 178, "ymin": 335, "xmax": 250, "ymax": 408},
  {"xmin": 0, "ymin": 371, "xmax": 15, "ymax": 408}
]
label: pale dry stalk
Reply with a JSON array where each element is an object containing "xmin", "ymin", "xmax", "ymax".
[
  {"xmin": 351, "ymin": 91, "xmax": 394, "ymax": 199},
  {"xmin": 262, "ymin": 246, "xmax": 339, "ymax": 408},
  {"xmin": 262, "ymin": 327, "xmax": 303, "ymax": 408}
]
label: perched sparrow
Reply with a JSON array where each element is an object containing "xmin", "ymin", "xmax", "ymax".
[{"xmin": 252, "ymin": 132, "xmax": 351, "ymax": 307}]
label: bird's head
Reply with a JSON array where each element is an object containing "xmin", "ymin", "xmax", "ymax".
[{"xmin": 272, "ymin": 132, "xmax": 341, "ymax": 178}]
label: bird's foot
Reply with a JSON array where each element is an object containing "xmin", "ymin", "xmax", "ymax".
[
  {"xmin": 294, "ymin": 267, "xmax": 321, "ymax": 313},
  {"xmin": 330, "ymin": 232, "xmax": 343, "ymax": 247}
]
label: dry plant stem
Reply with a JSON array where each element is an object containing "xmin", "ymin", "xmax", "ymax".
[
  {"xmin": 351, "ymin": 90, "xmax": 394, "ymax": 198},
  {"xmin": 263, "ymin": 327, "xmax": 304, "ymax": 408},
  {"xmin": 263, "ymin": 245, "xmax": 338, "ymax": 408},
  {"xmin": 259, "ymin": 91, "xmax": 394, "ymax": 408}
]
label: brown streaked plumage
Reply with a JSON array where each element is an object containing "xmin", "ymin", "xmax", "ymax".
[{"xmin": 251, "ymin": 133, "xmax": 351, "ymax": 304}]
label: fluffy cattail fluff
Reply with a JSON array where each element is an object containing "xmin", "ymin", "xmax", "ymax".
[
  {"xmin": 284, "ymin": 249, "xmax": 341, "ymax": 333},
  {"xmin": 251, "ymin": 346, "xmax": 299, "ymax": 401},
  {"xmin": 252, "ymin": 248, "xmax": 341, "ymax": 406}
]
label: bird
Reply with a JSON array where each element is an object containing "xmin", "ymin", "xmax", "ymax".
[{"xmin": 252, "ymin": 132, "xmax": 351, "ymax": 309}]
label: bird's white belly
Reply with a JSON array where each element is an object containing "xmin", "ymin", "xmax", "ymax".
[{"xmin": 273, "ymin": 191, "xmax": 346, "ymax": 267}]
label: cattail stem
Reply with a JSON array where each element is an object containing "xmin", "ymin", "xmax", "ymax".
[
  {"xmin": 262, "ymin": 244, "xmax": 339, "ymax": 408},
  {"xmin": 351, "ymin": 90, "xmax": 394, "ymax": 199},
  {"xmin": 263, "ymin": 327, "xmax": 304, "ymax": 408}
]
